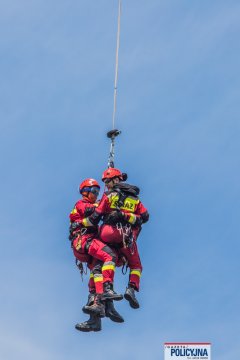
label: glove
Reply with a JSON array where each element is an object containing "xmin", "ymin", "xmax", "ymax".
[
  {"xmin": 84, "ymin": 207, "xmax": 95, "ymax": 217},
  {"xmin": 107, "ymin": 210, "xmax": 125, "ymax": 224},
  {"xmin": 68, "ymin": 222, "xmax": 82, "ymax": 241},
  {"xmin": 69, "ymin": 222, "xmax": 81, "ymax": 232}
]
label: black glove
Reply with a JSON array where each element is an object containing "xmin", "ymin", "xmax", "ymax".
[
  {"xmin": 68, "ymin": 222, "xmax": 81, "ymax": 241},
  {"xmin": 107, "ymin": 210, "xmax": 125, "ymax": 224},
  {"xmin": 84, "ymin": 207, "xmax": 95, "ymax": 217},
  {"xmin": 69, "ymin": 222, "xmax": 81, "ymax": 232}
]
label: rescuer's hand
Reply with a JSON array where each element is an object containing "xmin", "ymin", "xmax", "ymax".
[{"xmin": 107, "ymin": 210, "xmax": 125, "ymax": 224}]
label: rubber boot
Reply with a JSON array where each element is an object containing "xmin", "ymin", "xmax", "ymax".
[
  {"xmin": 124, "ymin": 284, "xmax": 140, "ymax": 309},
  {"xmin": 75, "ymin": 313, "xmax": 101, "ymax": 332},
  {"xmin": 101, "ymin": 282, "xmax": 123, "ymax": 301},
  {"xmin": 82, "ymin": 294, "xmax": 105, "ymax": 317},
  {"xmin": 105, "ymin": 300, "xmax": 124, "ymax": 323}
]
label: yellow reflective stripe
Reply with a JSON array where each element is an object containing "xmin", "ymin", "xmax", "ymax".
[
  {"xmin": 82, "ymin": 218, "xmax": 88, "ymax": 226},
  {"xmin": 128, "ymin": 213, "xmax": 136, "ymax": 224},
  {"xmin": 82, "ymin": 218, "xmax": 92, "ymax": 227},
  {"xmin": 94, "ymin": 276, "xmax": 103, "ymax": 283},
  {"xmin": 75, "ymin": 236, "xmax": 82, "ymax": 250},
  {"xmin": 102, "ymin": 265, "xmax": 115, "ymax": 271},
  {"xmin": 130, "ymin": 270, "xmax": 141, "ymax": 277}
]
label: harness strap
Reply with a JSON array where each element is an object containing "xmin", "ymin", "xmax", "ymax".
[
  {"xmin": 84, "ymin": 236, "xmax": 94, "ymax": 253},
  {"xmin": 116, "ymin": 222, "xmax": 135, "ymax": 255},
  {"xmin": 122, "ymin": 262, "xmax": 128, "ymax": 275}
]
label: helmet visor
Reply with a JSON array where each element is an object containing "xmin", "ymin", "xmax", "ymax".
[
  {"xmin": 82, "ymin": 186, "xmax": 100, "ymax": 196},
  {"xmin": 90, "ymin": 186, "xmax": 100, "ymax": 196}
]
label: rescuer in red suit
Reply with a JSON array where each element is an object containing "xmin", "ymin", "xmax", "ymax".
[
  {"xmin": 69, "ymin": 178, "xmax": 123, "ymax": 331},
  {"xmin": 82, "ymin": 168, "xmax": 149, "ymax": 309}
]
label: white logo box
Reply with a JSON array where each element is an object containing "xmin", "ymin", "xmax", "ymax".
[{"xmin": 164, "ymin": 343, "xmax": 211, "ymax": 360}]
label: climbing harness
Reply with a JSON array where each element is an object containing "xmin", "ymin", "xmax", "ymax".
[
  {"xmin": 71, "ymin": 227, "xmax": 93, "ymax": 281},
  {"xmin": 107, "ymin": 0, "xmax": 122, "ymax": 168},
  {"xmin": 116, "ymin": 222, "xmax": 135, "ymax": 255},
  {"xmin": 80, "ymin": 227, "xmax": 88, "ymax": 236}
]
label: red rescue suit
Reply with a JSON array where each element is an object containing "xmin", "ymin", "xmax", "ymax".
[
  {"xmin": 69, "ymin": 198, "xmax": 118, "ymax": 292},
  {"xmin": 83, "ymin": 184, "xmax": 149, "ymax": 291}
]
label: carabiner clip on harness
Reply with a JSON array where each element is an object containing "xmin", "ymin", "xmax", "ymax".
[
  {"xmin": 80, "ymin": 227, "xmax": 88, "ymax": 236},
  {"xmin": 116, "ymin": 222, "xmax": 135, "ymax": 255}
]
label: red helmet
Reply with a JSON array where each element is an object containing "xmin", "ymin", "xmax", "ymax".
[
  {"xmin": 79, "ymin": 178, "xmax": 100, "ymax": 194},
  {"xmin": 102, "ymin": 168, "xmax": 123, "ymax": 182}
]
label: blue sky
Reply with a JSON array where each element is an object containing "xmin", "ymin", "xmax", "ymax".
[{"xmin": 0, "ymin": 0, "xmax": 240, "ymax": 359}]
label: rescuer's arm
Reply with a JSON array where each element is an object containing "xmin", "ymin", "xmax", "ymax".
[
  {"xmin": 122, "ymin": 201, "xmax": 149, "ymax": 226},
  {"xmin": 81, "ymin": 194, "xmax": 108, "ymax": 227}
]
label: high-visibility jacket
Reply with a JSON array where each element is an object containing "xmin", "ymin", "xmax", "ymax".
[{"xmin": 82, "ymin": 183, "xmax": 149, "ymax": 228}]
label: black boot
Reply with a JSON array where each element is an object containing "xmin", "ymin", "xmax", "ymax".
[
  {"xmin": 82, "ymin": 294, "xmax": 105, "ymax": 317},
  {"xmin": 124, "ymin": 285, "xmax": 140, "ymax": 309},
  {"xmin": 105, "ymin": 300, "xmax": 124, "ymax": 323},
  {"xmin": 101, "ymin": 282, "xmax": 123, "ymax": 301},
  {"xmin": 75, "ymin": 313, "xmax": 101, "ymax": 332},
  {"xmin": 82, "ymin": 293, "xmax": 95, "ymax": 313}
]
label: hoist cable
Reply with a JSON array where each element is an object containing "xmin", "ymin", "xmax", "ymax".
[
  {"xmin": 107, "ymin": 0, "xmax": 122, "ymax": 168},
  {"xmin": 112, "ymin": 0, "xmax": 122, "ymax": 130}
]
